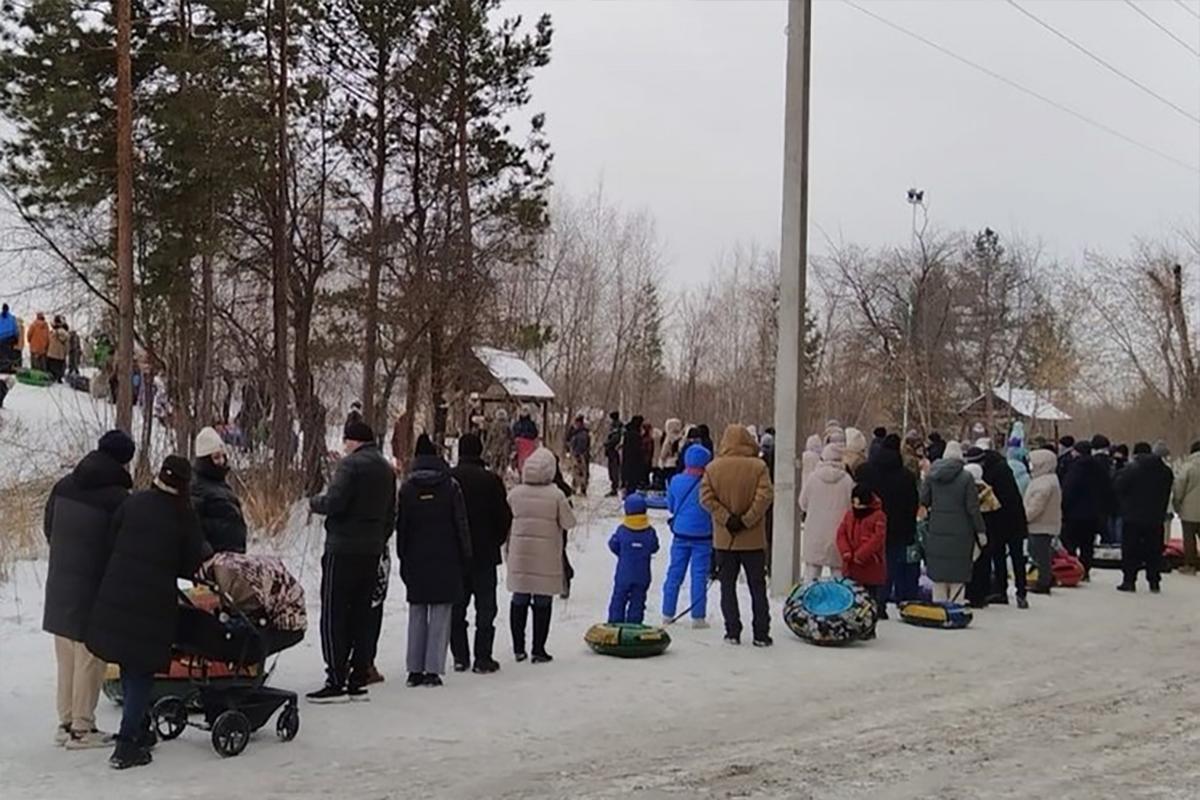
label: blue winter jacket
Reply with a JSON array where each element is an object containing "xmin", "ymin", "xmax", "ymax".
[
  {"xmin": 0, "ymin": 311, "xmax": 17, "ymax": 342},
  {"xmin": 667, "ymin": 445, "xmax": 712, "ymax": 538},
  {"xmin": 608, "ymin": 517, "xmax": 659, "ymax": 586}
]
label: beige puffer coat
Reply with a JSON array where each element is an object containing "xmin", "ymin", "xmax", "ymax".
[
  {"xmin": 799, "ymin": 445, "xmax": 853, "ymax": 568},
  {"xmin": 700, "ymin": 425, "xmax": 774, "ymax": 552},
  {"xmin": 1023, "ymin": 449, "xmax": 1062, "ymax": 536},
  {"xmin": 505, "ymin": 448, "xmax": 576, "ymax": 596}
]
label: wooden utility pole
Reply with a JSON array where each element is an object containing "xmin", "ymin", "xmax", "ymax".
[
  {"xmin": 270, "ymin": 0, "xmax": 292, "ymax": 486},
  {"xmin": 770, "ymin": 0, "xmax": 812, "ymax": 596},
  {"xmin": 114, "ymin": 0, "xmax": 135, "ymax": 434}
]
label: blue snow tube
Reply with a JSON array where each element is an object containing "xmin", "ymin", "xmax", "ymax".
[
  {"xmin": 644, "ymin": 492, "xmax": 668, "ymax": 510},
  {"xmin": 783, "ymin": 578, "xmax": 876, "ymax": 646}
]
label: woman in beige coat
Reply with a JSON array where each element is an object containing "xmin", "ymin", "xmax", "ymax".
[
  {"xmin": 506, "ymin": 447, "xmax": 576, "ymax": 663},
  {"xmin": 798, "ymin": 444, "xmax": 853, "ymax": 581}
]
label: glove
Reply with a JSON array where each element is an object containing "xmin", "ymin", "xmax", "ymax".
[{"xmin": 726, "ymin": 514, "xmax": 746, "ymax": 534}]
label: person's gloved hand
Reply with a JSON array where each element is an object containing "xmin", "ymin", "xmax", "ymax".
[{"xmin": 727, "ymin": 514, "xmax": 746, "ymax": 534}]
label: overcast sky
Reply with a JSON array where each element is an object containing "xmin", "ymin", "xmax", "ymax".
[{"xmin": 510, "ymin": 0, "xmax": 1200, "ymax": 280}]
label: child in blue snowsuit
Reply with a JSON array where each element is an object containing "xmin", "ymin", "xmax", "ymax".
[
  {"xmin": 661, "ymin": 445, "xmax": 713, "ymax": 627},
  {"xmin": 607, "ymin": 493, "xmax": 660, "ymax": 624}
]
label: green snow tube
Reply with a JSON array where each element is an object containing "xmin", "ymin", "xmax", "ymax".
[
  {"xmin": 585, "ymin": 623, "xmax": 671, "ymax": 658},
  {"xmin": 15, "ymin": 368, "xmax": 53, "ymax": 387}
]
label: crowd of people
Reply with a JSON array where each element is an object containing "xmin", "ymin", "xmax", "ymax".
[{"xmin": 0, "ymin": 304, "xmax": 83, "ymax": 383}]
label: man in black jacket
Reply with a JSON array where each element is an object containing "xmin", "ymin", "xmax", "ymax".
[
  {"xmin": 191, "ymin": 426, "xmax": 247, "ymax": 554},
  {"xmin": 621, "ymin": 414, "xmax": 648, "ymax": 495},
  {"xmin": 1115, "ymin": 442, "xmax": 1175, "ymax": 593},
  {"xmin": 855, "ymin": 434, "xmax": 919, "ymax": 610},
  {"xmin": 1061, "ymin": 440, "xmax": 1112, "ymax": 580},
  {"xmin": 307, "ymin": 420, "xmax": 397, "ymax": 703},
  {"xmin": 43, "ymin": 430, "xmax": 134, "ymax": 749},
  {"xmin": 603, "ymin": 411, "xmax": 623, "ymax": 497},
  {"xmin": 967, "ymin": 447, "xmax": 1030, "ymax": 608},
  {"xmin": 449, "ymin": 433, "xmax": 512, "ymax": 674}
]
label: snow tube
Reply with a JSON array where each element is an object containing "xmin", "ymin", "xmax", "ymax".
[
  {"xmin": 1164, "ymin": 540, "xmax": 1184, "ymax": 572},
  {"xmin": 644, "ymin": 491, "xmax": 668, "ymax": 510},
  {"xmin": 1092, "ymin": 544, "xmax": 1122, "ymax": 570},
  {"xmin": 585, "ymin": 623, "xmax": 671, "ymax": 658},
  {"xmin": 66, "ymin": 373, "xmax": 90, "ymax": 393},
  {"xmin": 898, "ymin": 600, "xmax": 973, "ymax": 630},
  {"xmin": 1052, "ymin": 553, "xmax": 1085, "ymax": 587},
  {"xmin": 783, "ymin": 578, "xmax": 875, "ymax": 645},
  {"xmin": 15, "ymin": 368, "xmax": 52, "ymax": 387}
]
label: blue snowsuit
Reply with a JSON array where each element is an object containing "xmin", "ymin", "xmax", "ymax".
[
  {"xmin": 661, "ymin": 446, "xmax": 713, "ymax": 621},
  {"xmin": 607, "ymin": 518, "xmax": 659, "ymax": 624}
]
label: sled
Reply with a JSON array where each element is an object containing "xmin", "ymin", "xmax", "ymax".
[
  {"xmin": 14, "ymin": 368, "xmax": 52, "ymax": 387},
  {"xmin": 1092, "ymin": 544, "xmax": 1122, "ymax": 570},
  {"xmin": 66, "ymin": 373, "xmax": 90, "ymax": 393},
  {"xmin": 585, "ymin": 623, "xmax": 671, "ymax": 658},
  {"xmin": 783, "ymin": 578, "xmax": 876, "ymax": 646},
  {"xmin": 643, "ymin": 491, "xmax": 668, "ymax": 510},
  {"xmin": 898, "ymin": 600, "xmax": 973, "ymax": 630},
  {"xmin": 1029, "ymin": 552, "xmax": 1085, "ymax": 588}
]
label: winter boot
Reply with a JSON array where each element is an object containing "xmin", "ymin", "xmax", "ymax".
[
  {"xmin": 406, "ymin": 673, "xmax": 425, "ymax": 688},
  {"xmin": 510, "ymin": 600, "xmax": 529, "ymax": 661},
  {"xmin": 108, "ymin": 739, "xmax": 152, "ymax": 770},
  {"xmin": 531, "ymin": 603, "xmax": 553, "ymax": 663},
  {"xmin": 66, "ymin": 728, "xmax": 115, "ymax": 751}
]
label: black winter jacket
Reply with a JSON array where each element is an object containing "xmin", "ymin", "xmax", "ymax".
[
  {"xmin": 855, "ymin": 448, "xmax": 919, "ymax": 547},
  {"xmin": 42, "ymin": 451, "xmax": 132, "ymax": 641},
  {"xmin": 977, "ymin": 450, "xmax": 1029, "ymax": 542},
  {"xmin": 311, "ymin": 443, "xmax": 396, "ymax": 556},
  {"xmin": 450, "ymin": 455, "xmax": 512, "ymax": 568},
  {"xmin": 396, "ymin": 454, "xmax": 471, "ymax": 604},
  {"xmin": 1062, "ymin": 454, "xmax": 1114, "ymax": 522},
  {"xmin": 191, "ymin": 457, "xmax": 247, "ymax": 554},
  {"xmin": 86, "ymin": 487, "xmax": 207, "ymax": 673},
  {"xmin": 1115, "ymin": 454, "xmax": 1174, "ymax": 529},
  {"xmin": 621, "ymin": 422, "xmax": 649, "ymax": 489}
]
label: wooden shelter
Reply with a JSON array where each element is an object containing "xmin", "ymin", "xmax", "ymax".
[{"xmin": 959, "ymin": 383, "xmax": 1072, "ymax": 441}]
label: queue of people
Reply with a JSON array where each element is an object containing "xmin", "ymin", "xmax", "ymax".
[{"xmin": 0, "ymin": 305, "xmax": 83, "ymax": 381}]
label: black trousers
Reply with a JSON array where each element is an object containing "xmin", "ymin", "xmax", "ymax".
[
  {"xmin": 716, "ymin": 549, "xmax": 770, "ymax": 641},
  {"xmin": 606, "ymin": 454, "xmax": 621, "ymax": 493},
  {"xmin": 450, "ymin": 564, "xmax": 499, "ymax": 667},
  {"xmin": 1062, "ymin": 518, "xmax": 1098, "ymax": 575},
  {"xmin": 1121, "ymin": 520, "xmax": 1162, "ymax": 587},
  {"xmin": 319, "ymin": 553, "xmax": 379, "ymax": 690},
  {"xmin": 990, "ymin": 537, "xmax": 1028, "ymax": 599}
]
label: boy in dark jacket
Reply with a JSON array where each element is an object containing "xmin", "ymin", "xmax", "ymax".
[
  {"xmin": 1115, "ymin": 442, "xmax": 1175, "ymax": 593},
  {"xmin": 43, "ymin": 430, "xmax": 134, "ymax": 749},
  {"xmin": 837, "ymin": 485, "xmax": 888, "ymax": 619},
  {"xmin": 607, "ymin": 494, "xmax": 660, "ymax": 624}
]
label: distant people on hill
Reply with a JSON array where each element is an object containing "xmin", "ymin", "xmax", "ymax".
[{"xmin": 603, "ymin": 411, "xmax": 623, "ymax": 497}]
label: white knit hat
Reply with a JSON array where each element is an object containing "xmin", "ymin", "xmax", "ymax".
[
  {"xmin": 195, "ymin": 426, "xmax": 225, "ymax": 459},
  {"xmin": 943, "ymin": 441, "xmax": 964, "ymax": 461}
]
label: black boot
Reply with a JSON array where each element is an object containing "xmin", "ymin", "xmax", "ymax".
[
  {"xmin": 109, "ymin": 738, "xmax": 152, "ymax": 770},
  {"xmin": 510, "ymin": 600, "xmax": 529, "ymax": 661},
  {"xmin": 531, "ymin": 602, "xmax": 553, "ymax": 663}
]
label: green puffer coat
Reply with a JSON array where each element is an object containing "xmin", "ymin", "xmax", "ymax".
[{"xmin": 919, "ymin": 459, "xmax": 985, "ymax": 584}]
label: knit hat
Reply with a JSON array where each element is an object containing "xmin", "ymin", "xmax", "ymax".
[
  {"xmin": 343, "ymin": 420, "xmax": 374, "ymax": 443},
  {"xmin": 97, "ymin": 429, "xmax": 135, "ymax": 465},
  {"xmin": 194, "ymin": 426, "xmax": 225, "ymax": 459},
  {"xmin": 943, "ymin": 441, "xmax": 964, "ymax": 461},
  {"xmin": 964, "ymin": 446, "xmax": 986, "ymax": 464},
  {"xmin": 883, "ymin": 433, "xmax": 902, "ymax": 451},
  {"xmin": 458, "ymin": 433, "xmax": 483, "ymax": 459},
  {"xmin": 1091, "ymin": 434, "xmax": 1112, "ymax": 451},
  {"xmin": 873, "ymin": 427, "xmax": 887, "ymax": 439},
  {"xmin": 1132, "ymin": 441, "xmax": 1152, "ymax": 456},
  {"xmin": 1074, "ymin": 441, "xmax": 1093, "ymax": 456},
  {"xmin": 965, "ymin": 463, "xmax": 984, "ymax": 483},
  {"xmin": 624, "ymin": 493, "xmax": 647, "ymax": 516},
  {"xmin": 1153, "ymin": 441, "xmax": 1171, "ymax": 459},
  {"xmin": 156, "ymin": 455, "xmax": 191, "ymax": 494},
  {"xmin": 414, "ymin": 433, "xmax": 437, "ymax": 457},
  {"xmin": 820, "ymin": 443, "xmax": 844, "ymax": 463}
]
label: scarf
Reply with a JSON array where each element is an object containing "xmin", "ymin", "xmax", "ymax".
[{"xmin": 623, "ymin": 513, "xmax": 651, "ymax": 531}]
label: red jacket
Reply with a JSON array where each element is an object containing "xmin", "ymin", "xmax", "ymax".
[{"xmin": 836, "ymin": 498, "xmax": 887, "ymax": 587}]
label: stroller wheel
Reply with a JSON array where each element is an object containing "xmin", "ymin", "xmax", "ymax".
[
  {"xmin": 152, "ymin": 697, "xmax": 188, "ymax": 741},
  {"xmin": 276, "ymin": 704, "xmax": 300, "ymax": 742},
  {"xmin": 211, "ymin": 711, "xmax": 251, "ymax": 758}
]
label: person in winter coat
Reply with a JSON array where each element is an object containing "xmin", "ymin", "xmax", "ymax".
[
  {"xmin": 855, "ymin": 433, "xmax": 919, "ymax": 606},
  {"xmin": 603, "ymin": 412, "xmax": 623, "ymax": 497},
  {"xmin": 902, "ymin": 431, "xmax": 926, "ymax": 478},
  {"xmin": 1060, "ymin": 440, "xmax": 1113, "ymax": 579},
  {"xmin": 798, "ymin": 444, "xmax": 852, "ymax": 582},
  {"xmin": 566, "ymin": 415, "xmax": 592, "ymax": 496},
  {"xmin": 843, "ymin": 427, "xmax": 868, "ymax": 477},
  {"xmin": 67, "ymin": 328, "xmax": 82, "ymax": 377},
  {"xmin": 43, "ymin": 430, "xmax": 134, "ymax": 749},
  {"xmin": 506, "ymin": 447, "xmax": 576, "ymax": 663},
  {"xmin": 87, "ymin": 455, "xmax": 206, "ymax": 770},
  {"xmin": 27, "ymin": 312, "xmax": 50, "ymax": 371},
  {"xmin": 1057, "ymin": 436, "xmax": 1077, "ymax": 481},
  {"xmin": 701, "ymin": 425, "xmax": 774, "ymax": 647},
  {"xmin": 967, "ymin": 446, "xmax": 1029, "ymax": 608},
  {"xmin": 926, "ymin": 432, "xmax": 947, "ymax": 462},
  {"xmin": 396, "ymin": 435, "xmax": 471, "ymax": 687},
  {"xmin": 390, "ymin": 410, "xmax": 413, "ymax": 476},
  {"xmin": 1023, "ymin": 449, "xmax": 1062, "ymax": 595},
  {"xmin": 1172, "ymin": 441, "xmax": 1200, "ymax": 574},
  {"xmin": 1006, "ymin": 443, "xmax": 1031, "ymax": 496},
  {"xmin": 0, "ymin": 303, "xmax": 19, "ymax": 370},
  {"xmin": 307, "ymin": 420, "xmax": 397, "ymax": 703},
  {"xmin": 344, "ymin": 401, "xmax": 364, "ymax": 428},
  {"xmin": 607, "ymin": 493, "xmax": 660, "ymax": 624},
  {"xmin": 449, "ymin": 433, "xmax": 513, "ymax": 674},
  {"xmin": 837, "ymin": 485, "xmax": 888, "ymax": 614},
  {"xmin": 800, "ymin": 435, "xmax": 823, "ymax": 483},
  {"xmin": 485, "ymin": 409, "xmax": 514, "ymax": 476},
  {"xmin": 191, "ymin": 426, "xmax": 248, "ymax": 554},
  {"xmin": 658, "ymin": 418, "xmax": 685, "ymax": 478},
  {"xmin": 868, "ymin": 427, "xmax": 888, "ymax": 462},
  {"xmin": 1115, "ymin": 442, "xmax": 1175, "ymax": 593},
  {"xmin": 512, "ymin": 408, "xmax": 539, "ymax": 441},
  {"xmin": 919, "ymin": 442, "xmax": 986, "ymax": 603},
  {"xmin": 661, "ymin": 445, "xmax": 714, "ymax": 627},
  {"xmin": 46, "ymin": 317, "xmax": 69, "ymax": 382},
  {"xmin": 621, "ymin": 415, "xmax": 649, "ymax": 494}
]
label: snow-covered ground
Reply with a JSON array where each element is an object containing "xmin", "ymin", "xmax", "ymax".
[{"xmin": 3, "ymin": 385, "xmax": 1200, "ymax": 798}]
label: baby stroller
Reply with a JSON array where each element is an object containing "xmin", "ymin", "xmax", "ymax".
[{"xmin": 149, "ymin": 553, "xmax": 306, "ymax": 758}]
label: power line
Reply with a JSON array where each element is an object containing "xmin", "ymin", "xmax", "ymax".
[
  {"xmin": 1124, "ymin": 0, "xmax": 1200, "ymax": 57},
  {"xmin": 1006, "ymin": 0, "xmax": 1200, "ymax": 125},
  {"xmin": 1174, "ymin": 0, "xmax": 1200, "ymax": 22},
  {"xmin": 841, "ymin": 0, "xmax": 1200, "ymax": 174}
]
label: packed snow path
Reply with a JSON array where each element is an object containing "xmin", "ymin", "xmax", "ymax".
[{"xmin": 3, "ymin": 491, "xmax": 1198, "ymax": 799}]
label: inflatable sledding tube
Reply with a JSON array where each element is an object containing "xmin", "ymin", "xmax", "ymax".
[
  {"xmin": 585, "ymin": 623, "xmax": 671, "ymax": 658},
  {"xmin": 15, "ymin": 368, "xmax": 53, "ymax": 387},
  {"xmin": 1092, "ymin": 545, "xmax": 1122, "ymax": 570},
  {"xmin": 898, "ymin": 600, "xmax": 973, "ymax": 629},
  {"xmin": 783, "ymin": 578, "xmax": 876, "ymax": 645},
  {"xmin": 643, "ymin": 492, "xmax": 668, "ymax": 510}
]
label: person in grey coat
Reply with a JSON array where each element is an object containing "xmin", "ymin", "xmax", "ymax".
[{"xmin": 919, "ymin": 441, "xmax": 985, "ymax": 603}]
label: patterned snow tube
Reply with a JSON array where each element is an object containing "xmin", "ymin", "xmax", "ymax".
[
  {"xmin": 899, "ymin": 600, "xmax": 973, "ymax": 629},
  {"xmin": 783, "ymin": 578, "xmax": 876, "ymax": 646},
  {"xmin": 585, "ymin": 623, "xmax": 671, "ymax": 658},
  {"xmin": 1051, "ymin": 553, "xmax": 1085, "ymax": 587}
]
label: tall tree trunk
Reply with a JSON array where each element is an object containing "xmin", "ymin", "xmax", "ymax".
[
  {"xmin": 114, "ymin": 0, "xmax": 135, "ymax": 434},
  {"xmin": 270, "ymin": 0, "xmax": 292, "ymax": 487},
  {"xmin": 361, "ymin": 49, "xmax": 387, "ymax": 430}
]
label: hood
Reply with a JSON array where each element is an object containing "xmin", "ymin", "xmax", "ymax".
[
  {"xmin": 1028, "ymin": 449, "xmax": 1057, "ymax": 478},
  {"xmin": 408, "ymin": 453, "xmax": 450, "ymax": 485},
  {"xmin": 815, "ymin": 461, "xmax": 848, "ymax": 484},
  {"xmin": 853, "ymin": 494, "xmax": 884, "ymax": 514},
  {"xmin": 844, "ymin": 427, "xmax": 867, "ymax": 456},
  {"xmin": 73, "ymin": 450, "xmax": 133, "ymax": 492},
  {"xmin": 194, "ymin": 455, "xmax": 231, "ymax": 483},
  {"xmin": 683, "ymin": 445, "xmax": 712, "ymax": 470},
  {"xmin": 521, "ymin": 447, "xmax": 557, "ymax": 485},
  {"xmin": 717, "ymin": 424, "xmax": 758, "ymax": 458},
  {"xmin": 929, "ymin": 458, "xmax": 966, "ymax": 484},
  {"xmin": 664, "ymin": 418, "xmax": 683, "ymax": 437},
  {"xmin": 805, "ymin": 435, "xmax": 822, "ymax": 455}
]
